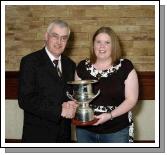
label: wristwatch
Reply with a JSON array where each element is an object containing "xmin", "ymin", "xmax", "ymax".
[{"xmin": 108, "ymin": 112, "xmax": 113, "ymax": 120}]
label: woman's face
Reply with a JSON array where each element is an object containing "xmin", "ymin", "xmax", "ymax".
[{"xmin": 94, "ymin": 33, "xmax": 112, "ymax": 61}]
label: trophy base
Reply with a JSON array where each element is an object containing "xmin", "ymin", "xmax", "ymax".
[{"xmin": 72, "ymin": 118, "xmax": 99, "ymax": 126}]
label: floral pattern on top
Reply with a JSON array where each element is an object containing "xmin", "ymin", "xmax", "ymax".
[{"xmin": 85, "ymin": 59, "xmax": 124, "ymax": 79}]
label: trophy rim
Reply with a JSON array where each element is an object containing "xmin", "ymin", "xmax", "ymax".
[{"xmin": 67, "ymin": 80, "xmax": 98, "ymax": 85}]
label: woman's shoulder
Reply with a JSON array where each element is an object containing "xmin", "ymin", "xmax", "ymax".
[
  {"xmin": 123, "ymin": 58, "xmax": 133, "ymax": 63},
  {"xmin": 118, "ymin": 58, "xmax": 134, "ymax": 79},
  {"xmin": 109, "ymin": 58, "xmax": 135, "ymax": 80},
  {"xmin": 77, "ymin": 58, "xmax": 90, "ymax": 67},
  {"xmin": 113, "ymin": 58, "xmax": 133, "ymax": 70},
  {"xmin": 76, "ymin": 59, "xmax": 91, "ymax": 78},
  {"xmin": 121, "ymin": 58, "xmax": 134, "ymax": 68},
  {"xmin": 62, "ymin": 55, "xmax": 76, "ymax": 69}
]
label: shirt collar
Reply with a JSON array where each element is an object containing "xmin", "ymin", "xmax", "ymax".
[{"xmin": 45, "ymin": 46, "xmax": 61, "ymax": 62}]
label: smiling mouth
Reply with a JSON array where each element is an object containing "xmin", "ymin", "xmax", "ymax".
[
  {"xmin": 54, "ymin": 45, "xmax": 62, "ymax": 49},
  {"xmin": 99, "ymin": 50, "xmax": 106, "ymax": 53}
]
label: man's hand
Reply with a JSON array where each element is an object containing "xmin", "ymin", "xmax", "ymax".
[{"xmin": 61, "ymin": 101, "xmax": 78, "ymax": 119}]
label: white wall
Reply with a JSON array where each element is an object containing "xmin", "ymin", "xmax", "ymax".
[
  {"xmin": 133, "ymin": 100, "xmax": 155, "ymax": 140},
  {"xmin": 5, "ymin": 100, "xmax": 155, "ymax": 141},
  {"xmin": 5, "ymin": 100, "xmax": 23, "ymax": 139}
]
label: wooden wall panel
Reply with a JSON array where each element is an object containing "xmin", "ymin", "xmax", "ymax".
[
  {"xmin": 138, "ymin": 72, "xmax": 155, "ymax": 100},
  {"xmin": 5, "ymin": 72, "xmax": 19, "ymax": 99},
  {"xmin": 5, "ymin": 71, "xmax": 155, "ymax": 100}
]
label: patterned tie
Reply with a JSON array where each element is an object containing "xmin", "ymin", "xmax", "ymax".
[{"xmin": 53, "ymin": 60, "xmax": 62, "ymax": 77}]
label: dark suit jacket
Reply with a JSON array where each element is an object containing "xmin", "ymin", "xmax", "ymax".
[{"xmin": 18, "ymin": 48, "xmax": 76, "ymax": 143}]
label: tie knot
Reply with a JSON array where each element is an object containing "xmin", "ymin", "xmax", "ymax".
[
  {"xmin": 53, "ymin": 59, "xmax": 62, "ymax": 77},
  {"xmin": 53, "ymin": 60, "xmax": 59, "ymax": 66}
]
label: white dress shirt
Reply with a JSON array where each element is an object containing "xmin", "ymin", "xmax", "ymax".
[{"xmin": 45, "ymin": 47, "xmax": 62, "ymax": 72}]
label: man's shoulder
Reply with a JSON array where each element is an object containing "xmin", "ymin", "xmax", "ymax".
[
  {"xmin": 21, "ymin": 48, "xmax": 44, "ymax": 62},
  {"xmin": 62, "ymin": 55, "xmax": 76, "ymax": 66}
]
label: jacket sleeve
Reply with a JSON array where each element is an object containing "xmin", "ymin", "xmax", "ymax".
[{"xmin": 18, "ymin": 57, "xmax": 62, "ymax": 123}]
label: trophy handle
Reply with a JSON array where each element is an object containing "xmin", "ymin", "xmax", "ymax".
[
  {"xmin": 93, "ymin": 89, "xmax": 100, "ymax": 99},
  {"xmin": 66, "ymin": 91, "xmax": 75, "ymax": 101},
  {"xmin": 88, "ymin": 89, "xmax": 100, "ymax": 103}
]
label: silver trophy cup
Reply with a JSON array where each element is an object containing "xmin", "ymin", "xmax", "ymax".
[{"xmin": 66, "ymin": 80, "xmax": 100, "ymax": 125}]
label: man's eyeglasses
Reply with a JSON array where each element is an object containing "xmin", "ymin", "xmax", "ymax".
[{"xmin": 49, "ymin": 33, "xmax": 68, "ymax": 42}]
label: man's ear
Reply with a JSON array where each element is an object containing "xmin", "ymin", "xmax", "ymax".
[{"xmin": 44, "ymin": 32, "xmax": 49, "ymax": 41}]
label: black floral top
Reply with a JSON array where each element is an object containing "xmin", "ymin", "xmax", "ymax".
[{"xmin": 76, "ymin": 58, "xmax": 134, "ymax": 135}]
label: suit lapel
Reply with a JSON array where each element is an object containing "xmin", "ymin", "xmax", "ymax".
[
  {"xmin": 40, "ymin": 48, "xmax": 61, "ymax": 80},
  {"xmin": 61, "ymin": 56, "xmax": 70, "ymax": 82}
]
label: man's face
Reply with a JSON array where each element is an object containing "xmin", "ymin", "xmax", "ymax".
[{"xmin": 45, "ymin": 25, "xmax": 69, "ymax": 58}]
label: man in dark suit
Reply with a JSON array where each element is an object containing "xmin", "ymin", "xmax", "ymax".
[{"xmin": 18, "ymin": 20, "xmax": 77, "ymax": 143}]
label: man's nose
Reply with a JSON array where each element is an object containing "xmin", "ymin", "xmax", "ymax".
[{"xmin": 57, "ymin": 38, "xmax": 62, "ymax": 44}]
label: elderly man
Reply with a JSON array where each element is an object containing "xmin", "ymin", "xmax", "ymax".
[{"xmin": 18, "ymin": 20, "xmax": 77, "ymax": 143}]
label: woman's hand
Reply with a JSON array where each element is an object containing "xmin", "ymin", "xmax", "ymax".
[{"xmin": 93, "ymin": 113, "xmax": 112, "ymax": 126}]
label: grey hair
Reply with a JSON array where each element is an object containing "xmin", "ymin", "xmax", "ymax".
[{"xmin": 47, "ymin": 19, "xmax": 70, "ymax": 36}]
